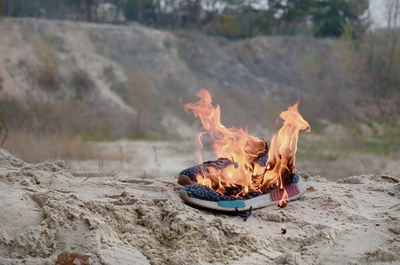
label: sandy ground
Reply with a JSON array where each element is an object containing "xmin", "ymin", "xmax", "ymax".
[{"xmin": 0, "ymin": 148, "xmax": 400, "ymax": 265}]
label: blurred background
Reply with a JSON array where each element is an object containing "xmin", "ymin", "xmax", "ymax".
[{"xmin": 0, "ymin": 0, "xmax": 399, "ymax": 180}]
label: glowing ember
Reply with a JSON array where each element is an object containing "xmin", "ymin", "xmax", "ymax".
[{"xmin": 184, "ymin": 89, "xmax": 310, "ymax": 202}]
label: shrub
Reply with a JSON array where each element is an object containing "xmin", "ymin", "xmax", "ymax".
[
  {"xmin": 32, "ymin": 36, "xmax": 60, "ymax": 99},
  {"xmin": 70, "ymin": 70, "xmax": 95, "ymax": 99},
  {"xmin": 217, "ymin": 13, "xmax": 242, "ymax": 39}
]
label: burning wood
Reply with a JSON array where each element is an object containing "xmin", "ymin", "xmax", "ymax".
[{"xmin": 183, "ymin": 89, "xmax": 310, "ymax": 205}]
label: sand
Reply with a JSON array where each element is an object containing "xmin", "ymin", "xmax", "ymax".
[{"xmin": 0, "ymin": 148, "xmax": 399, "ymax": 265}]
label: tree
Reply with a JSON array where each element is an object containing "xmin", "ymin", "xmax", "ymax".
[
  {"xmin": 38, "ymin": 0, "xmax": 62, "ymax": 19},
  {"xmin": 267, "ymin": 0, "xmax": 368, "ymax": 37},
  {"xmin": 269, "ymin": 0, "xmax": 315, "ymax": 34},
  {"xmin": 122, "ymin": 0, "xmax": 157, "ymax": 26},
  {"xmin": 3, "ymin": 0, "xmax": 36, "ymax": 17},
  {"xmin": 0, "ymin": 0, "xmax": 10, "ymax": 16},
  {"xmin": 63, "ymin": 0, "xmax": 95, "ymax": 21},
  {"xmin": 108, "ymin": 0, "xmax": 123, "ymax": 23},
  {"xmin": 0, "ymin": 0, "xmax": 370, "ymax": 40},
  {"xmin": 312, "ymin": 0, "xmax": 368, "ymax": 37}
]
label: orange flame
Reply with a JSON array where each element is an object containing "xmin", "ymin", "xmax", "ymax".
[
  {"xmin": 184, "ymin": 89, "xmax": 310, "ymax": 199},
  {"xmin": 278, "ymin": 188, "xmax": 288, "ymax": 208},
  {"xmin": 262, "ymin": 101, "xmax": 311, "ymax": 190}
]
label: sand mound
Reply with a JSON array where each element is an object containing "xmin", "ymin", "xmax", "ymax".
[{"xmin": 0, "ymin": 149, "xmax": 399, "ymax": 264}]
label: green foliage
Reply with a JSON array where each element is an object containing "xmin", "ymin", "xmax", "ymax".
[
  {"xmin": 268, "ymin": 0, "xmax": 368, "ymax": 37},
  {"xmin": 315, "ymin": 0, "xmax": 368, "ymax": 37},
  {"xmin": 269, "ymin": 0, "xmax": 315, "ymax": 34},
  {"xmin": 2, "ymin": 0, "xmax": 36, "ymax": 17},
  {"xmin": 122, "ymin": 0, "xmax": 156, "ymax": 25},
  {"xmin": 64, "ymin": 0, "xmax": 96, "ymax": 21},
  {"xmin": 217, "ymin": 13, "xmax": 242, "ymax": 39},
  {"xmin": 251, "ymin": 11, "xmax": 273, "ymax": 35},
  {"xmin": 1, "ymin": 0, "xmax": 369, "ymax": 39},
  {"xmin": 312, "ymin": 0, "xmax": 347, "ymax": 37}
]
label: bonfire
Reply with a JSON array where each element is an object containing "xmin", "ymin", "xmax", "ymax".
[{"xmin": 180, "ymin": 89, "xmax": 310, "ymax": 208}]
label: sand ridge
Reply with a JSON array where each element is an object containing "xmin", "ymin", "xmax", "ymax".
[{"xmin": 0, "ymin": 149, "xmax": 399, "ymax": 264}]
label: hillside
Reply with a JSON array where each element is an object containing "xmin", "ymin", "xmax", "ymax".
[{"xmin": 1, "ymin": 17, "xmax": 397, "ymax": 140}]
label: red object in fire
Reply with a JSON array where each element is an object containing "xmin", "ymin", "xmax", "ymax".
[{"xmin": 271, "ymin": 184, "xmax": 300, "ymax": 201}]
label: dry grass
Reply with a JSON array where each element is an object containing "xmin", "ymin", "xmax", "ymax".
[{"xmin": 2, "ymin": 131, "xmax": 119, "ymax": 163}]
